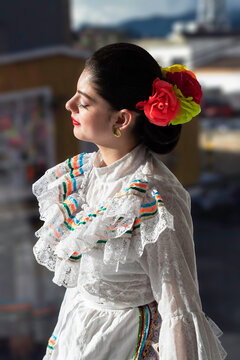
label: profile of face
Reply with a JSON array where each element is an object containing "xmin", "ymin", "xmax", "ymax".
[{"xmin": 65, "ymin": 69, "xmax": 135, "ymax": 148}]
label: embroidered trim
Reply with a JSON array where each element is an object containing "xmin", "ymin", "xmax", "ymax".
[
  {"xmin": 123, "ymin": 180, "xmax": 148, "ymax": 193},
  {"xmin": 63, "ymin": 205, "xmax": 107, "ymax": 231},
  {"xmin": 67, "ymin": 240, "xmax": 107, "ymax": 261},
  {"xmin": 133, "ymin": 302, "xmax": 158, "ymax": 359},
  {"xmin": 49, "ymin": 222, "xmax": 61, "ymax": 241},
  {"xmin": 61, "ymin": 196, "xmax": 79, "ymax": 218},
  {"xmin": 47, "ymin": 333, "xmax": 57, "ymax": 353},
  {"xmin": 61, "ymin": 153, "xmax": 86, "ymax": 200},
  {"xmin": 61, "ymin": 180, "xmax": 149, "ymax": 233},
  {"xmin": 69, "ymin": 251, "xmax": 82, "ymax": 261},
  {"xmin": 35, "ymin": 149, "xmax": 169, "ymax": 274},
  {"xmin": 59, "ymin": 187, "xmax": 165, "ymax": 260},
  {"xmin": 126, "ymin": 191, "xmax": 164, "ymax": 235}
]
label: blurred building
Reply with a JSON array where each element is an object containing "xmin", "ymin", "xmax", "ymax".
[
  {"xmin": 197, "ymin": 0, "xmax": 230, "ymax": 31},
  {"xmin": 158, "ymin": 121, "xmax": 200, "ymax": 187},
  {"xmin": 0, "ymin": 46, "xmax": 88, "ymax": 168},
  {"xmin": 173, "ymin": 0, "xmax": 230, "ymax": 34},
  {"xmin": 195, "ymin": 51, "xmax": 240, "ymax": 176},
  {"xmin": 73, "ymin": 25, "xmax": 131, "ymax": 52},
  {"xmin": 0, "ymin": 0, "xmax": 71, "ymax": 54},
  {"xmin": 0, "ymin": 0, "xmax": 87, "ymax": 354},
  {"xmin": 0, "ymin": 46, "xmax": 88, "ymax": 351}
]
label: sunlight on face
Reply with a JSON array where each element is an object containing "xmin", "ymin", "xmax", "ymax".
[{"xmin": 65, "ymin": 69, "xmax": 116, "ymax": 146}]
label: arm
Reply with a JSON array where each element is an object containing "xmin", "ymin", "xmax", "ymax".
[{"xmin": 137, "ymin": 191, "xmax": 227, "ymax": 360}]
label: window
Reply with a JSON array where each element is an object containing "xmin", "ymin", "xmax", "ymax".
[{"xmin": 0, "ymin": 87, "xmax": 54, "ymax": 197}]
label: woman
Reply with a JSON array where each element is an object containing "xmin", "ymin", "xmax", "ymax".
[{"xmin": 33, "ymin": 43, "xmax": 227, "ymax": 359}]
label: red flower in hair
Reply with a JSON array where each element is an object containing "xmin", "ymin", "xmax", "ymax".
[
  {"xmin": 166, "ymin": 71, "xmax": 202, "ymax": 104},
  {"xmin": 136, "ymin": 78, "xmax": 180, "ymax": 126}
]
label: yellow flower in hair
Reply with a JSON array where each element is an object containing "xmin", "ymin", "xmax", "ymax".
[
  {"xmin": 161, "ymin": 64, "xmax": 187, "ymax": 79},
  {"xmin": 161, "ymin": 64, "xmax": 197, "ymax": 81},
  {"xmin": 169, "ymin": 86, "xmax": 201, "ymax": 125}
]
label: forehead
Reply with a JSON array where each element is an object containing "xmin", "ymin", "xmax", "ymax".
[
  {"xmin": 77, "ymin": 70, "xmax": 96, "ymax": 96},
  {"xmin": 76, "ymin": 69, "xmax": 112, "ymax": 110}
]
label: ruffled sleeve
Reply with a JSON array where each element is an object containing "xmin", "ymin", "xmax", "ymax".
[
  {"xmin": 32, "ymin": 152, "xmax": 94, "ymax": 287},
  {"xmin": 137, "ymin": 185, "xmax": 227, "ymax": 360},
  {"xmin": 52, "ymin": 179, "xmax": 147, "ymax": 276},
  {"xmin": 33, "ymin": 154, "xmax": 147, "ymax": 287}
]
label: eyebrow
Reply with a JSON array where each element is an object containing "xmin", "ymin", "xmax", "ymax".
[{"xmin": 77, "ymin": 90, "xmax": 95, "ymax": 102}]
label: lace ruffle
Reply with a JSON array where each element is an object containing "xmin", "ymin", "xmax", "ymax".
[
  {"xmin": 33, "ymin": 151, "xmax": 175, "ymax": 287},
  {"xmin": 32, "ymin": 152, "xmax": 93, "ymax": 219},
  {"xmin": 33, "ymin": 152, "xmax": 94, "ymax": 286},
  {"xmin": 104, "ymin": 188, "xmax": 174, "ymax": 268},
  {"xmin": 54, "ymin": 186, "xmax": 143, "ymax": 260},
  {"xmin": 159, "ymin": 310, "xmax": 227, "ymax": 359},
  {"xmin": 52, "ymin": 179, "xmax": 152, "ymax": 282},
  {"xmin": 207, "ymin": 316, "xmax": 227, "ymax": 360}
]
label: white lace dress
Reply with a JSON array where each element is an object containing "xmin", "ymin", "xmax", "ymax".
[{"xmin": 32, "ymin": 144, "xmax": 227, "ymax": 360}]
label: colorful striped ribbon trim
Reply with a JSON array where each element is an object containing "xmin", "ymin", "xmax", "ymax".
[
  {"xmin": 153, "ymin": 190, "xmax": 164, "ymax": 205},
  {"xmin": 47, "ymin": 333, "xmax": 57, "ymax": 351},
  {"xmin": 64, "ymin": 205, "xmax": 107, "ymax": 231},
  {"xmin": 126, "ymin": 191, "xmax": 164, "ymax": 234},
  {"xmin": 139, "ymin": 191, "xmax": 164, "ymax": 218},
  {"xmin": 49, "ymin": 223, "xmax": 61, "ymax": 240},
  {"xmin": 69, "ymin": 240, "xmax": 107, "ymax": 261},
  {"xmin": 61, "ymin": 195, "xmax": 79, "ymax": 218},
  {"xmin": 62, "ymin": 153, "xmax": 86, "ymax": 200},
  {"xmin": 53, "ymin": 171, "xmax": 166, "ymax": 259},
  {"xmin": 69, "ymin": 251, "xmax": 82, "ymax": 261},
  {"xmin": 62, "ymin": 179, "xmax": 150, "ymax": 231},
  {"xmin": 133, "ymin": 303, "xmax": 158, "ymax": 360},
  {"xmin": 123, "ymin": 179, "xmax": 148, "ymax": 194},
  {"xmin": 64, "ymin": 190, "xmax": 165, "ymax": 255}
]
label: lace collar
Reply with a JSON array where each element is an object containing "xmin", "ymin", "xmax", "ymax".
[{"xmin": 92, "ymin": 143, "xmax": 147, "ymax": 182}]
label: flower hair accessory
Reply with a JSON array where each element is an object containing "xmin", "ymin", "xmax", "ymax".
[{"xmin": 136, "ymin": 64, "xmax": 202, "ymax": 126}]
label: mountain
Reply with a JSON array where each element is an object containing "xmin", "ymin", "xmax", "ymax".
[
  {"xmin": 117, "ymin": 10, "xmax": 240, "ymax": 38},
  {"xmin": 117, "ymin": 13, "xmax": 195, "ymax": 38},
  {"xmin": 229, "ymin": 8, "xmax": 240, "ymax": 30},
  {"xmin": 76, "ymin": 9, "xmax": 240, "ymax": 39}
]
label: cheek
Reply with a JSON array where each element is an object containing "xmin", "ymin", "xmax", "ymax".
[
  {"xmin": 85, "ymin": 113, "xmax": 111, "ymax": 132},
  {"xmin": 92, "ymin": 122, "xmax": 110, "ymax": 138},
  {"xmin": 77, "ymin": 115, "xmax": 111, "ymax": 140}
]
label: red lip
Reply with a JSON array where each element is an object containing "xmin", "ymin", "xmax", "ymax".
[{"xmin": 71, "ymin": 116, "xmax": 80, "ymax": 126}]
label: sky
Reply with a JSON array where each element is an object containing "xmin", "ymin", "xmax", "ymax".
[{"xmin": 70, "ymin": 0, "xmax": 240, "ymax": 29}]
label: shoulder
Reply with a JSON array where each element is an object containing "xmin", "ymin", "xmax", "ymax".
[
  {"xmin": 123, "ymin": 150, "xmax": 193, "ymax": 259},
  {"xmin": 129, "ymin": 149, "xmax": 193, "ymax": 245},
  {"xmin": 32, "ymin": 151, "xmax": 95, "ymax": 199},
  {"xmin": 32, "ymin": 151, "xmax": 96, "ymax": 223},
  {"xmin": 138, "ymin": 149, "xmax": 191, "ymax": 211}
]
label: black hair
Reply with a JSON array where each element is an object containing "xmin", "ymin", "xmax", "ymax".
[{"xmin": 85, "ymin": 42, "xmax": 181, "ymax": 154}]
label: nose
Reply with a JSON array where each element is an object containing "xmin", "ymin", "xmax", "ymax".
[
  {"xmin": 65, "ymin": 93, "xmax": 76, "ymax": 112},
  {"xmin": 65, "ymin": 99, "xmax": 71, "ymax": 111},
  {"xmin": 66, "ymin": 94, "xmax": 79, "ymax": 113}
]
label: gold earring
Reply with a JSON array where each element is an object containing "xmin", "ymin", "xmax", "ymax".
[{"xmin": 112, "ymin": 125, "xmax": 121, "ymax": 138}]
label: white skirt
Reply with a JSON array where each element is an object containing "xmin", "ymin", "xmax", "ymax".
[{"xmin": 43, "ymin": 288, "xmax": 160, "ymax": 360}]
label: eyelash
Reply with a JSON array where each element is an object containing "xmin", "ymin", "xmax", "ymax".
[{"xmin": 78, "ymin": 103, "xmax": 89, "ymax": 109}]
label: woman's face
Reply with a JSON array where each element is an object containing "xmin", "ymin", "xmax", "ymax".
[{"xmin": 65, "ymin": 69, "xmax": 116, "ymax": 146}]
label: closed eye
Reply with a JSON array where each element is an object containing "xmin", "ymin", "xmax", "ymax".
[{"xmin": 78, "ymin": 103, "xmax": 89, "ymax": 109}]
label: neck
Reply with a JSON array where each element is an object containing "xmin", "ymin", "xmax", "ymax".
[{"xmin": 97, "ymin": 141, "xmax": 139, "ymax": 167}]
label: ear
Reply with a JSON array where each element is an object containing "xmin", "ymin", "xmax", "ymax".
[{"xmin": 114, "ymin": 109, "xmax": 133, "ymax": 131}]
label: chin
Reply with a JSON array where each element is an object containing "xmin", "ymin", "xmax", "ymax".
[
  {"xmin": 73, "ymin": 127, "xmax": 85, "ymax": 141},
  {"xmin": 73, "ymin": 128, "xmax": 93, "ymax": 143}
]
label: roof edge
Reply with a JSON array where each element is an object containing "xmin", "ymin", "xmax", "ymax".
[{"xmin": 0, "ymin": 46, "xmax": 91, "ymax": 66}]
